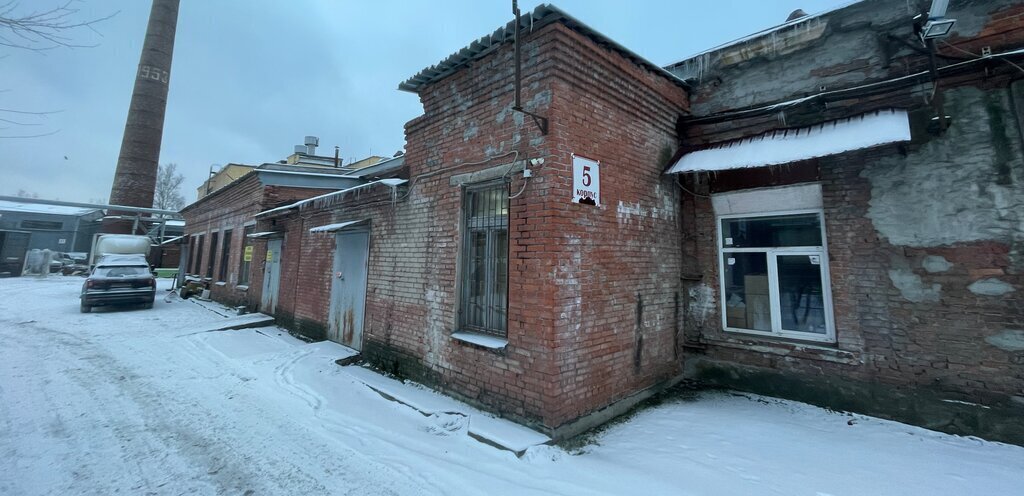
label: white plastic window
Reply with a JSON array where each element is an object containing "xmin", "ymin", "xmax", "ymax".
[{"xmin": 718, "ymin": 210, "xmax": 836, "ymax": 342}]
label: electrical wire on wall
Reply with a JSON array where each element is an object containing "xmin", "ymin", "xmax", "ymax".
[
  {"xmin": 940, "ymin": 40, "xmax": 1024, "ymax": 75},
  {"xmin": 675, "ymin": 173, "xmax": 708, "ymax": 198}
]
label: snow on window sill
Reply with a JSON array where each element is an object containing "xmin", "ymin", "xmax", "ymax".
[
  {"xmin": 215, "ymin": 282, "xmax": 227, "ymax": 286},
  {"xmin": 235, "ymin": 285, "xmax": 249, "ymax": 291},
  {"xmin": 452, "ymin": 331, "xmax": 508, "ymax": 350}
]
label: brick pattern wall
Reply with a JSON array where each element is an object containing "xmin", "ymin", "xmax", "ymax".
[
  {"xmin": 682, "ymin": 142, "xmax": 1023, "ymax": 405},
  {"xmin": 676, "ymin": 0, "xmax": 1024, "ymax": 433},
  {"xmin": 539, "ymin": 24, "xmax": 688, "ymax": 426},
  {"xmin": 182, "ymin": 174, "xmax": 344, "ymax": 309},
  {"xmin": 255, "ymin": 21, "xmax": 689, "ymax": 432}
]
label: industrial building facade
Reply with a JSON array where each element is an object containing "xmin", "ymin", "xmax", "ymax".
[
  {"xmin": 194, "ymin": 1, "xmax": 1023, "ymax": 443},
  {"xmin": 667, "ymin": 0, "xmax": 1024, "ymax": 444}
]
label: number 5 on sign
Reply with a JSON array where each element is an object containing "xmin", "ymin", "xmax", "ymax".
[{"xmin": 572, "ymin": 154, "xmax": 600, "ymax": 206}]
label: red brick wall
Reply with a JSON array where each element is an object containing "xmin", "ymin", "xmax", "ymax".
[
  {"xmin": 538, "ymin": 24, "xmax": 688, "ymax": 426},
  {"xmin": 258, "ymin": 21, "xmax": 689, "ymax": 433},
  {"xmin": 681, "ymin": 141, "xmax": 1023, "ymax": 408},
  {"xmin": 182, "ymin": 174, "xmax": 344, "ymax": 309}
]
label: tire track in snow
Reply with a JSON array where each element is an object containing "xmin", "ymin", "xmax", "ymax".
[{"xmin": 1, "ymin": 317, "xmax": 415, "ymax": 495}]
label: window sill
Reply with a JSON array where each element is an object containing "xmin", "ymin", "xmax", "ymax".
[
  {"xmin": 452, "ymin": 331, "xmax": 508, "ymax": 350},
  {"xmin": 215, "ymin": 282, "xmax": 227, "ymax": 286},
  {"xmin": 705, "ymin": 334, "xmax": 861, "ymax": 365},
  {"xmin": 235, "ymin": 285, "xmax": 249, "ymax": 291}
]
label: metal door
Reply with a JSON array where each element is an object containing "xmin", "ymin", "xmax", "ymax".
[
  {"xmin": 328, "ymin": 231, "xmax": 369, "ymax": 350},
  {"xmin": 261, "ymin": 238, "xmax": 282, "ymax": 314}
]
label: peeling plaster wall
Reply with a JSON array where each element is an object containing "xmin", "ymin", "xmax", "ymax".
[
  {"xmin": 864, "ymin": 87, "xmax": 1024, "ymax": 253},
  {"xmin": 677, "ymin": 0, "xmax": 1024, "ymax": 444},
  {"xmin": 668, "ymin": 0, "xmax": 1016, "ymax": 117}
]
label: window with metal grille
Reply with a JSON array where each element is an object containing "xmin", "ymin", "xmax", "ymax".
[
  {"xmin": 218, "ymin": 229, "xmax": 232, "ymax": 282},
  {"xmin": 459, "ymin": 182, "xmax": 509, "ymax": 336}
]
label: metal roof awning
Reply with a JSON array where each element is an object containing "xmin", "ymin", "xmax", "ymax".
[
  {"xmin": 667, "ymin": 109, "xmax": 911, "ymax": 174},
  {"xmin": 246, "ymin": 231, "xmax": 282, "ymax": 239},
  {"xmin": 309, "ymin": 219, "xmax": 369, "ymax": 234}
]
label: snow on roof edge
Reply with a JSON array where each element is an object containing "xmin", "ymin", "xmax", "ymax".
[
  {"xmin": 667, "ymin": 109, "xmax": 910, "ymax": 174},
  {"xmin": 309, "ymin": 219, "xmax": 369, "ymax": 234},
  {"xmin": 256, "ymin": 179, "xmax": 408, "ymax": 218}
]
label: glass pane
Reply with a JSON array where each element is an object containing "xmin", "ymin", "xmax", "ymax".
[
  {"xmin": 490, "ymin": 229, "xmax": 508, "ymax": 332},
  {"xmin": 465, "ymin": 230, "xmax": 488, "ymax": 329},
  {"xmin": 723, "ymin": 252, "xmax": 771, "ymax": 331},
  {"xmin": 722, "ymin": 214, "xmax": 822, "ymax": 248},
  {"xmin": 777, "ymin": 255, "xmax": 828, "ymax": 334},
  {"xmin": 467, "ymin": 185, "xmax": 509, "ymax": 224}
]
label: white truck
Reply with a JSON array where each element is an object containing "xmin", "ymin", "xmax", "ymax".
[{"xmin": 89, "ymin": 234, "xmax": 152, "ymax": 268}]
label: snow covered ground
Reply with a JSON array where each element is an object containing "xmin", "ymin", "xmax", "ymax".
[{"xmin": 1, "ymin": 276, "xmax": 1022, "ymax": 496}]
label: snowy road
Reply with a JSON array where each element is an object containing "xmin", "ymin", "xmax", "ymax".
[{"xmin": 1, "ymin": 277, "xmax": 1022, "ymax": 496}]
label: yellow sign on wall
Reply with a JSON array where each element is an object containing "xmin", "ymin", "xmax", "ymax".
[
  {"xmin": 266, "ymin": 249, "xmax": 273, "ymax": 262},
  {"xmin": 243, "ymin": 245, "xmax": 253, "ymax": 262}
]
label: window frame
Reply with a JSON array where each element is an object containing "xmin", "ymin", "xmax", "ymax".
[
  {"xmin": 458, "ymin": 180, "xmax": 510, "ymax": 337},
  {"xmin": 218, "ymin": 229, "xmax": 233, "ymax": 282},
  {"xmin": 238, "ymin": 225, "xmax": 254, "ymax": 286},
  {"xmin": 193, "ymin": 234, "xmax": 205, "ymax": 275},
  {"xmin": 716, "ymin": 208, "xmax": 836, "ymax": 343},
  {"xmin": 206, "ymin": 230, "xmax": 218, "ymax": 279}
]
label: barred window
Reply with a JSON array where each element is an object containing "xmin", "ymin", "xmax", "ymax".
[{"xmin": 460, "ymin": 182, "xmax": 509, "ymax": 336}]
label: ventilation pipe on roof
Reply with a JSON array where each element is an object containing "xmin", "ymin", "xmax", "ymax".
[
  {"xmin": 304, "ymin": 135, "xmax": 319, "ymax": 155},
  {"xmin": 511, "ymin": 0, "xmax": 549, "ymax": 135}
]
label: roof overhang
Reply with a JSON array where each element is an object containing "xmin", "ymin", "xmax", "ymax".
[
  {"xmin": 309, "ymin": 219, "xmax": 370, "ymax": 234},
  {"xmin": 246, "ymin": 231, "xmax": 282, "ymax": 239},
  {"xmin": 667, "ymin": 109, "xmax": 911, "ymax": 174}
]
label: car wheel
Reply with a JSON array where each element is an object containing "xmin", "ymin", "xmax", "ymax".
[
  {"xmin": 80, "ymin": 302, "xmax": 92, "ymax": 313},
  {"xmin": 143, "ymin": 301, "xmax": 154, "ymax": 310}
]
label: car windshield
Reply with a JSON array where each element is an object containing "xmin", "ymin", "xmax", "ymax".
[{"xmin": 94, "ymin": 266, "xmax": 150, "ymax": 278}]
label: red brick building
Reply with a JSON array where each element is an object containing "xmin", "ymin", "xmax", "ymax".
[
  {"xmin": 239, "ymin": 1, "xmax": 1022, "ymax": 444},
  {"xmin": 666, "ymin": 0, "xmax": 1024, "ymax": 444},
  {"xmin": 180, "ymin": 161, "xmax": 374, "ymax": 308},
  {"xmin": 251, "ymin": 6, "xmax": 690, "ymax": 438}
]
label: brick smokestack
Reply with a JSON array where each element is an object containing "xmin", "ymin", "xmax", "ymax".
[{"xmin": 105, "ymin": 0, "xmax": 180, "ymax": 233}]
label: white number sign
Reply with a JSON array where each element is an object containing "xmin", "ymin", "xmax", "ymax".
[
  {"xmin": 572, "ymin": 154, "xmax": 600, "ymax": 206},
  {"xmin": 138, "ymin": 65, "xmax": 170, "ymax": 85}
]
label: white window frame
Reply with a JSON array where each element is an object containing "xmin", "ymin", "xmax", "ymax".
[{"xmin": 716, "ymin": 208, "xmax": 837, "ymax": 343}]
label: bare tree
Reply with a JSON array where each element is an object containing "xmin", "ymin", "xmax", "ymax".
[
  {"xmin": 0, "ymin": 1, "xmax": 116, "ymax": 52},
  {"xmin": 153, "ymin": 162, "xmax": 185, "ymax": 211},
  {"xmin": 1, "ymin": 1, "xmax": 116, "ymax": 138}
]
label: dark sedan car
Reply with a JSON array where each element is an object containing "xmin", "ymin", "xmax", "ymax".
[{"xmin": 80, "ymin": 258, "xmax": 157, "ymax": 313}]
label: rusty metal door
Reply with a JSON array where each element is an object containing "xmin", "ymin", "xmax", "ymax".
[
  {"xmin": 261, "ymin": 238, "xmax": 282, "ymax": 314},
  {"xmin": 328, "ymin": 230, "xmax": 369, "ymax": 350}
]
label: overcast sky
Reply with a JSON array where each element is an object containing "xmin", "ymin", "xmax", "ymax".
[{"xmin": 2, "ymin": 0, "xmax": 854, "ymax": 204}]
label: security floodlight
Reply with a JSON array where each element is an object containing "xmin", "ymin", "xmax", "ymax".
[
  {"xmin": 921, "ymin": 18, "xmax": 956, "ymax": 39},
  {"xmin": 919, "ymin": 0, "xmax": 956, "ymax": 40}
]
